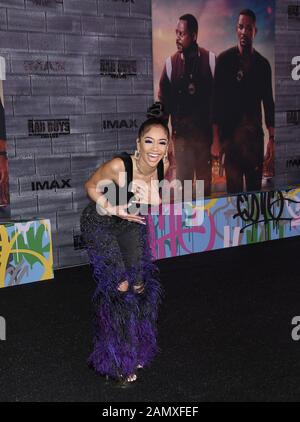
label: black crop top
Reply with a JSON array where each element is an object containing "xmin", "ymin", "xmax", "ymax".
[{"xmin": 108, "ymin": 151, "xmax": 164, "ymax": 207}]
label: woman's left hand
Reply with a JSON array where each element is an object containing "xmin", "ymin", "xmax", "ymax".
[{"xmin": 131, "ymin": 177, "xmax": 161, "ymax": 206}]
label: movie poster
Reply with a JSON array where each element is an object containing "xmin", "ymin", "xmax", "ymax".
[
  {"xmin": 152, "ymin": 0, "xmax": 275, "ymax": 198},
  {"xmin": 0, "ymin": 56, "xmax": 10, "ymax": 217}
]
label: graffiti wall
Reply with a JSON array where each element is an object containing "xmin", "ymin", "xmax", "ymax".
[
  {"xmin": 0, "ymin": 0, "xmax": 299, "ymax": 273},
  {"xmin": 0, "ymin": 219, "xmax": 53, "ymax": 288},
  {"xmin": 148, "ymin": 188, "xmax": 300, "ymax": 259}
]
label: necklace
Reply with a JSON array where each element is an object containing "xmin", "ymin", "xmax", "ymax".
[
  {"xmin": 184, "ymin": 44, "xmax": 198, "ymax": 96},
  {"xmin": 135, "ymin": 158, "xmax": 157, "ymax": 178}
]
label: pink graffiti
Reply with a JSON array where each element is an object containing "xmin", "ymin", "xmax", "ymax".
[{"xmin": 147, "ymin": 204, "xmax": 217, "ymax": 259}]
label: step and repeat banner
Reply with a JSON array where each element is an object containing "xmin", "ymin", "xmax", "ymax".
[
  {"xmin": 0, "ymin": 55, "xmax": 9, "ymax": 217},
  {"xmin": 0, "ymin": 0, "xmax": 153, "ymax": 269},
  {"xmin": 148, "ymin": 0, "xmax": 300, "ymax": 259},
  {"xmin": 0, "ymin": 0, "xmax": 299, "ymax": 272}
]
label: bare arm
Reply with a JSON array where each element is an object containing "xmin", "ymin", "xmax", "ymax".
[{"xmin": 85, "ymin": 157, "xmax": 122, "ymax": 204}]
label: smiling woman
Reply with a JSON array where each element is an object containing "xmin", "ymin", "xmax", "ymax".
[{"xmin": 80, "ymin": 116, "xmax": 170, "ymax": 385}]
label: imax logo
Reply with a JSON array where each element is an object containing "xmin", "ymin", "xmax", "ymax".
[
  {"xmin": 31, "ymin": 0, "xmax": 63, "ymax": 5},
  {"xmin": 286, "ymin": 158, "xmax": 300, "ymax": 169},
  {"xmin": 287, "ymin": 110, "xmax": 300, "ymax": 124},
  {"xmin": 107, "ymin": 0, "xmax": 135, "ymax": 3},
  {"xmin": 0, "ymin": 316, "xmax": 6, "ymax": 341},
  {"xmin": 31, "ymin": 178, "xmax": 71, "ymax": 191},
  {"xmin": 288, "ymin": 5, "xmax": 300, "ymax": 18},
  {"xmin": 102, "ymin": 119, "xmax": 138, "ymax": 130}
]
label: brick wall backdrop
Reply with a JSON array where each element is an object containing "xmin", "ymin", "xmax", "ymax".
[
  {"xmin": 0, "ymin": 0, "xmax": 300, "ymax": 269},
  {"xmin": 275, "ymin": 0, "xmax": 300, "ymax": 189},
  {"xmin": 0, "ymin": 0, "xmax": 153, "ymax": 269}
]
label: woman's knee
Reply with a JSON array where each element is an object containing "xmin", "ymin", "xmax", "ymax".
[{"xmin": 117, "ymin": 280, "xmax": 129, "ymax": 292}]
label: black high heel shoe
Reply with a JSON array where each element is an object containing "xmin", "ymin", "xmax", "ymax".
[{"xmin": 105, "ymin": 373, "xmax": 137, "ymax": 387}]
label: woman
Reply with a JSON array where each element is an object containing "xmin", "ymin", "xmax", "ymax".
[{"xmin": 80, "ymin": 116, "xmax": 170, "ymax": 384}]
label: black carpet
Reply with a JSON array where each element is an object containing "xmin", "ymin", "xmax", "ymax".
[{"xmin": 1, "ymin": 237, "xmax": 300, "ymax": 402}]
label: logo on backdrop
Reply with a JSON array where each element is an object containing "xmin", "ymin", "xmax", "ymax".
[
  {"xmin": 106, "ymin": 0, "xmax": 135, "ymax": 3},
  {"xmin": 31, "ymin": 178, "xmax": 71, "ymax": 191},
  {"xmin": 0, "ymin": 316, "xmax": 6, "ymax": 341},
  {"xmin": 100, "ymin": 59, "xmax": 137, "ymax": 78},
  {"xmin": 102, "ymin": 119, "xmax": 138, "ymax": 130},
  {"xmin": 286, "ymin": 157, "xmax": 300, "ymax": 169},
  {"xmin": 286, "ymin": 110, "xmax": 300, "ymax": 124},
  {"xmin": 24, "ymin": 60, "xmax": 65, "ymax": 73},
  {"xmin": 28, "ymin": 119, "xmax": 70, "ymax": 138},
  {"xmin": 31, "ymin": 0, "xmax": 63, "ymax": 6},
  {"xmin": 288, "ymin": 5, "xmax": 300, "ymax": 19},
  {"xmin": 73, "ymin": 234, "xmax": 85, "ymax": 251}
]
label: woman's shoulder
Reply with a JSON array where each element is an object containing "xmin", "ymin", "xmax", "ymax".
[
  {"xmin": 107, "ymin": 156, "xmax": 126, "ymax": 173},
  {"xmin": 111, "ymin": 151, "xmax": 133, "ymax": 168},
  {"xmin": 90, "ymin": 156, "xmax": 125, "ymax": 182}
]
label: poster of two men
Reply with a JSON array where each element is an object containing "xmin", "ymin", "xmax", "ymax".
[{"xmin": 152, "ymin": 0, "xmax": 275, "ymax": 198}]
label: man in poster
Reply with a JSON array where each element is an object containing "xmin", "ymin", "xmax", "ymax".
[
  {"xmin": 158, "ymin": 14, "xmax": 216, "ymax": 197},
  {"xmin": 211, "ymin": 8, "xmax": 275, "ymax": 194}
]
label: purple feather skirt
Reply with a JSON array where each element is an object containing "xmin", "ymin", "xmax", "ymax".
[{"xmin": 80, "ymin": 202, "xmax": 162, "ymax": 379}]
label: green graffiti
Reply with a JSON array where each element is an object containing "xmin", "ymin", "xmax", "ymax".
[{"xmin": 11, "ymin": 225, "xmax": 50, "ymax": 269}]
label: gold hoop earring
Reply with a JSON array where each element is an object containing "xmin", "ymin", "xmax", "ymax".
[
  {"xmin": 163, "ymin": 152, "xmax": 169, "ymax": 163},
  {"xmin": 134, "ymin": 150, "xmax": 140, "ymax": 160}
]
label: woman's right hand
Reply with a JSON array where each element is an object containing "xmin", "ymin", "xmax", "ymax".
[{"xmin": 105, "ymin": 204, "xmax": 146, "ymax": 225}]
